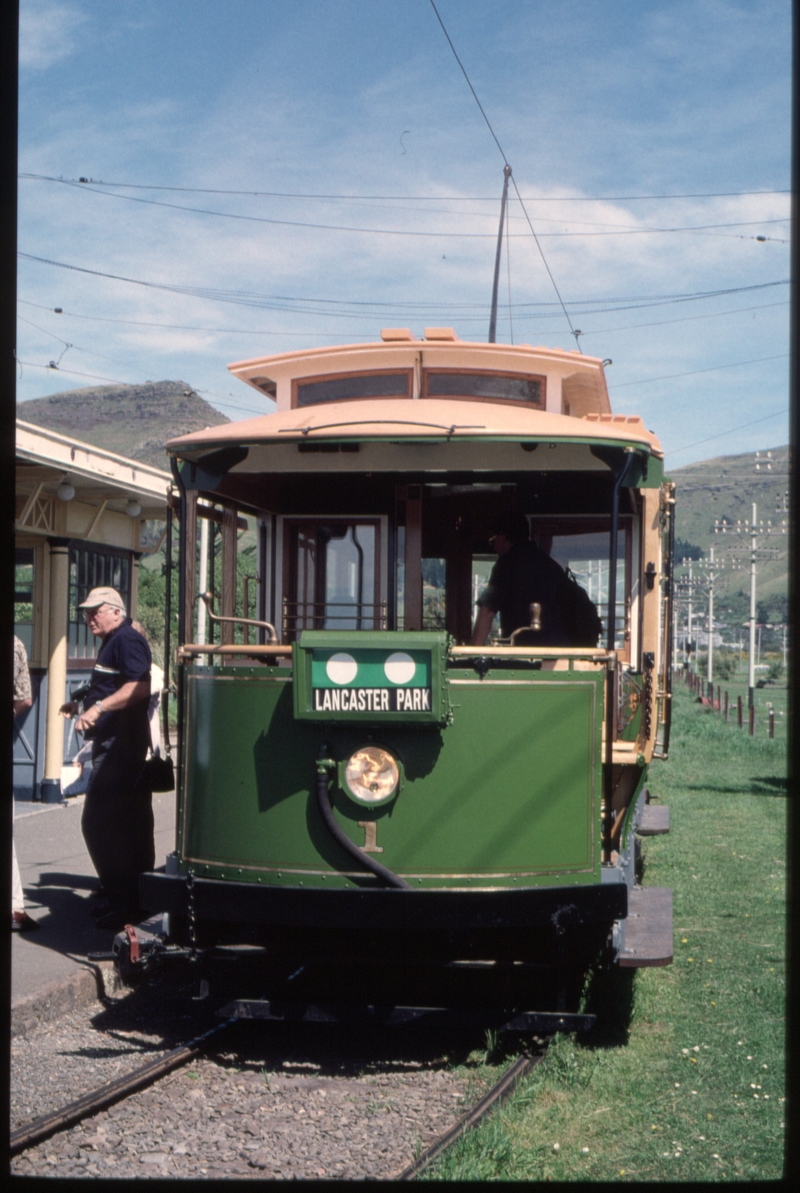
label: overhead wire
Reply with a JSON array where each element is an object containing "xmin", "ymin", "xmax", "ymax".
[
  {"xmin": 18, "ymin": 253, "xmax": 789, "ymax": 321},
  {"xmin": 427, "ymin": 0, "xmax": 579, "ymax": 344},
  {"xmin": 16, "ymin": 313, "xmax": 150, "ymax": 372},
  {"xmin": 19, "ymin": 173, "xmax": 789, "ymax": 202},
  {"xmin": 668, "ymin": 409, "xmax": 790, "ymax": 457},
  {"xmin": 570, "ymin": 299, "xmax": 789, "ymax": 338},
  {"xmin": 22, "ymin": 174, "xmax": 786, "ymax": 240},
  {"xmin": 611, "ymin": 352, "xmax": 789, "ymax": 388},
  {"xmin": 18, "ymin": 294, "xmax": 789, "ymax": 339},
  {"xmin": 16, "ymin": 358, "xmax": 270, "ymax": 419}
]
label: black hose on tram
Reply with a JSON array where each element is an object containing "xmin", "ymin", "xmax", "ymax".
[{"xmin": 315, "ymin": 770, "xmax": 411, "ymax": 890}]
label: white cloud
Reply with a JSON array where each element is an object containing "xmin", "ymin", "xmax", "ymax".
[{"xmin": 19, "ymin": 0, "xmax": 87, "ymax": 71}]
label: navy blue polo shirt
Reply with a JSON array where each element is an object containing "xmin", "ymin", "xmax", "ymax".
[{"xmin": 85, "ymin": 619, "xmax": 152, "ymax": 745}]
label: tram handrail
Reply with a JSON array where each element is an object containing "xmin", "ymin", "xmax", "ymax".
[
  {"xmin": 177, "ymin": 643, "xmax": 292, "ymax": 659},
  {"xmin": 199, "ymin": 592, "xmax": 279, "ymax": 642},
  {"xmin": 176, "ymin": 642, "xmax": 614, "ymax": 661},
  {"xmin": 449, "ymin": 646, "xmax": 613, "ymax": 660}
]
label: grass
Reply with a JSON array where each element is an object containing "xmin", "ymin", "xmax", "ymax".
[
  {"xmin": 423, "ymin": 685, "xmax": 787, "ymax": 1181},
  {"xmin": 680, "ymin": 665, "xmax": 788, "ymax": 743}
]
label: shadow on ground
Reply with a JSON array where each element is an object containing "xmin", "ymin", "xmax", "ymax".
[{"xmin": 21, "ymin": 870, "xmax": 114, "ymax": 962}]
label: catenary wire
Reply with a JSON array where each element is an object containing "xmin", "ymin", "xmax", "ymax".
[
  {"xmin": 16, "ymin": 314, "xmax": 154, "ymax": 372},
  {"xmin": 17, "ymin": 256, "xmax": 790, "ymax": 323},
  {"xmin": 17, "ymin": 296, "xmax": 789, "ymax": 339},
  {"xmin": 572, "ymin": 300, "xmax": 789, "ymax": 339},
  {"xmin": 611, "ymin": 353, "xmax": 788, "ymax": 388},
  {"xmin": 25, "ymin": 175, "xmax": 786, "ymax": 240},
  {"xmin": 19, "ymin": 173, "xmax": 789, "ymax": 202},
  {"xmin": 428, "ymin": 0, "xmax": 579, "ymax": 343},
  {"xmin": 15, "ymin": 358, "xmax": 270, "ymax": 418},
  {"xmin": 668, "ymin": 409, "xmax": 790, "ymax": 456}
]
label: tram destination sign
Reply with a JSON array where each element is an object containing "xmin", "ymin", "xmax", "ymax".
[{"xmin": 293, "ymin": 630, "xmax": 450, "ymax": 724}]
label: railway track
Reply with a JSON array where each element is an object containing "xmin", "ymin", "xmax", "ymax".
[{"xmin": 11, "ymin": 985, "xmax": 549, "ymax": 1180}]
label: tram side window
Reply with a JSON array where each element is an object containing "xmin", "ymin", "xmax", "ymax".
[
  {"xmin": 471, "ymin": 555, "xmax": 500, "ymax": 639},
  {"xmin": 284, "ymin": 520, "xmax": 381, "ymax": 638},
  {"xmin": 422, "ymin": 558, "xmax": 446, "ymax": 630}
]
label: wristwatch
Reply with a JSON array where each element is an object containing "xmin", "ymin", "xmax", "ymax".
[{"xmin": 95, "ymin": 701, "xmax": 104, "ymax": 714}]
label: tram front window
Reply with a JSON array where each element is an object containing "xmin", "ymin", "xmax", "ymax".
[
  {"xmin": 534, "ymin": 522, "xmax": 629, "ymax": 652},
  {"xmin": 286, "ymin": 520, "xmax": 380, "ymax": 637}
]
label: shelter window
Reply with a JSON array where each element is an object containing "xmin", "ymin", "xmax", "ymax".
[
  {"xmin": 294, "ymin": 371, "xmax": 411, "ymax": 407},
  {"xmin": 68, "ymin": 544, "xmax": 131, "ymax": 660},
  {"xmin": 283, "ymin": 519, "xmax": 383, "ymax": 639},
  {"xmin": 14, "ymin": 547, "xmax": 34, "ymax": 658},
  {"xmin": 423, "ymin": 369, "xmax": 545, "ymax": 408}
]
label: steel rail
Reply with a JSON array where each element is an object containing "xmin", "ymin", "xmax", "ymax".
[
  {"xmin": 9, "ymin": 1018, "xmax": 238, "ymax": 1157},
  {"xmin": 393, "ymin": 1046, "xmax": 545, "ymax": 1179}
]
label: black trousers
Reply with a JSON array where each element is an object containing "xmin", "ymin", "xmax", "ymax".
[{"xmin": 82, "ymin": 735, "xmax": 154, "ymax": 914}]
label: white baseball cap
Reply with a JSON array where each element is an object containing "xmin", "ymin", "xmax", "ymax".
[{"xmin": 77, "ymin": 586, "xmax": 127, "ymax": 614}]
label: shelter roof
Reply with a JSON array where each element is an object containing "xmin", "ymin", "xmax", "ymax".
[{"xmin": 16, "ymin": 419, "xmax": 171, "ymax": 518}]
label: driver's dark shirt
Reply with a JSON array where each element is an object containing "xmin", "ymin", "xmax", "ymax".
[{"xmin": 477, "ymin": 541, "xmax": 569, "ymax": 643}]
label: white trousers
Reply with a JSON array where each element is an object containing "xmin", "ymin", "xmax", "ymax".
[{"xmin": 12, "ymin": 835, "xmax": 24, "ymax": 913}]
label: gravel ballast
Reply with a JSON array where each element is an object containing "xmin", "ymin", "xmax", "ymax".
[{"xmin": 11, "ymin": 971, "xmax": 488, "ymax": 1180}]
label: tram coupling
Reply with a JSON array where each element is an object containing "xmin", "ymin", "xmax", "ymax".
[{"xmin": 88, "ymin": 913, "xmax": 196, "ymax": 986}]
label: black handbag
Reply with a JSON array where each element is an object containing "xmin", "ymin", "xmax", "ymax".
[
  {"xmin": 138, "ymin": 748, "xmax": 175, "ymax": 793},
  {"xmin": 136, "ymin": 690, "xmax": 175, "ymax": 792}
]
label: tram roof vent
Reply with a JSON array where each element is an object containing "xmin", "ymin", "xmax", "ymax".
[
  {"xmin": 423, "ymin": 327, "xmax": 459, "ymax": 341},
  {"xmin": 248, "ymin": 376, "xmax": 277, "ymax": 397},
  {"xmin": 380, "ymin": 328, "xmax": 417, "ymax": 342}
]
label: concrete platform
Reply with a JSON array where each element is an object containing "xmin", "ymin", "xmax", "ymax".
[{"xmin": 11, "ymin": 789, "xmax": 176, "ymax": 1032}]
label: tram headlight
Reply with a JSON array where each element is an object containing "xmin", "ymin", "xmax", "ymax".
[{"xmin": 342, "ymin": 746, "xmax": 401, "ymax": 806}]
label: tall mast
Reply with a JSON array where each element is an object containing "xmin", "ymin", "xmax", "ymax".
[{"xmin": 488, "ymin": 164, "xmax": 512, "ymax": 343}]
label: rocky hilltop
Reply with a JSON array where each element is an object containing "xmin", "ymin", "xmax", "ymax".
[{"xmin": 17, "ymin": 381, "xmax": 229, "ymax": 472}]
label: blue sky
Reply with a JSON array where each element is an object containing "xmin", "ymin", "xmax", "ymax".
[{"xmin": 17, "ymin": 0, "xmax": 790, "ymax": 468}]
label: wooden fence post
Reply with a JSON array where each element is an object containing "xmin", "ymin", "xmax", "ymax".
[
  {"xmin": 737, "ymin": 695, "xmax": 743, "ymax": 728},
  {"xmin": 749, "ymin": 704, "xmax": 755, "ymax": 737},
  {"xmin": 768, "ymin": 705, "xmax": 775, "ymax": 740},
  {"xmin": 724, "ymin": 690, "xmax": 729, "ymax": 721}
]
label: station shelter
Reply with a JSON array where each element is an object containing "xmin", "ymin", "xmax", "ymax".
[{"xmin": 14, "ymin": 419, "xmax": 171, "ymax": 802}]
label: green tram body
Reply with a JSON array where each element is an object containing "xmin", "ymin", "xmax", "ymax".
[{"xmin": 141, "ymin": 331, "xmax": 674, "ymax": 979}]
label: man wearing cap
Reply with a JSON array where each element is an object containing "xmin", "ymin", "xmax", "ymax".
[
  {"xmin": 471, "ymin": 512, "xmax": 569, "ymax": 646},
  {"xmin": 60, "ymin": 587, "xmax": 153, "ymax": 930}
]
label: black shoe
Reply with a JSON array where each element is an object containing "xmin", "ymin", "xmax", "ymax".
[{"xmin": 89, "ymin": 900, "xmax": 111, "ymax": 917}]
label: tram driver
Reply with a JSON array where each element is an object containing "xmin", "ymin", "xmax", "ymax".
[{"xmin": 471, "ymin": 512, "xmax": 570, "ymax": 646}]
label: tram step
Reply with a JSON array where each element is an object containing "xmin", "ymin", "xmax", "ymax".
[
  {"xmin": 618, "ymin": 886, "xmax": 673, "ymax": 968},
  {"xmin": 638, "ymin": 804, "xmax": 670, "ymax": 835}
]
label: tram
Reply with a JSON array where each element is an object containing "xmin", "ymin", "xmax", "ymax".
[{"xmin": 140, "ymin": 327, "xmax": 674, "ymax": 1013}]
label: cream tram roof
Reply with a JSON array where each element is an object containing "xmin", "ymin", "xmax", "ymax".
[{"xmin": 165, "ymin": 330, "xmax": 662, "ymax": 465}]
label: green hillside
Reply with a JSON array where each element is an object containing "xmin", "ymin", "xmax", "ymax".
[
  {"xmin": 17, "ymin": 380, "xmax": 230, "ymax": 471},
  {"xmin": 669, "ymin": 444, "xmax": 790, "ymax": 631}
]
